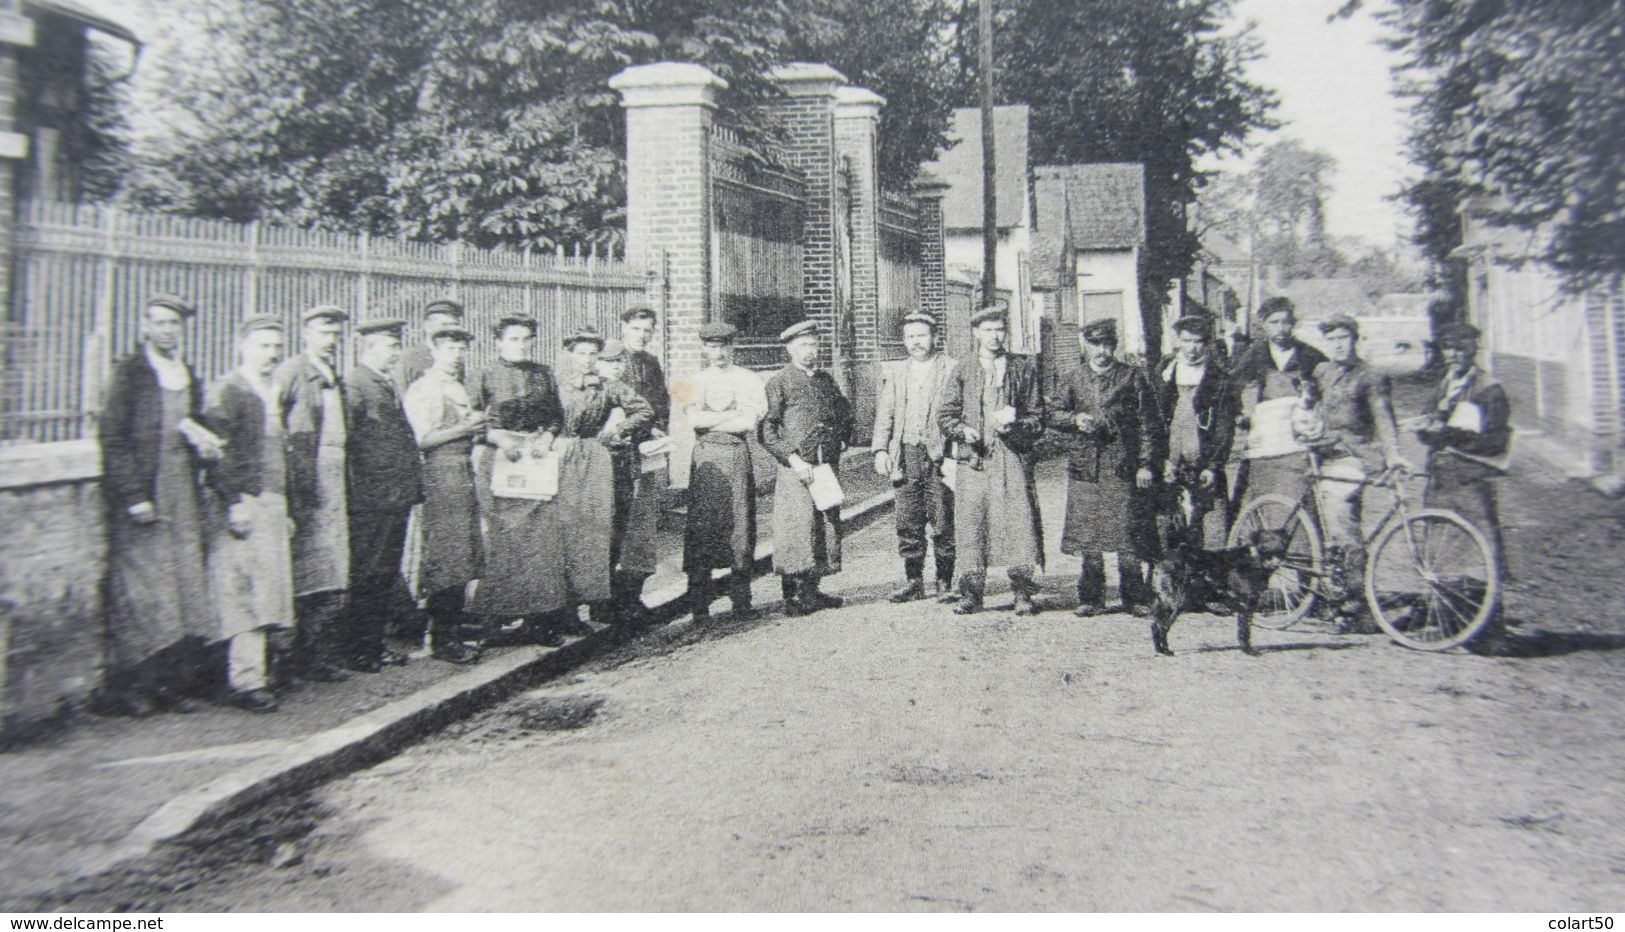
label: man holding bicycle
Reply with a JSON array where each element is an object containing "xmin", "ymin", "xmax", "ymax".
[{"xmin": 1306, "ymin": 314, "xmax": 1411, "ymax": 630}]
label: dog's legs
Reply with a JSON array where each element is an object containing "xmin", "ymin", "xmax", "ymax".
[{"xmin": 1151, "ymin": 603, "xmax": 1176, "ymax": 657}]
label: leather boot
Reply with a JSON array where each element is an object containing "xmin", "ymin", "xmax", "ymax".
[
  {"xmin": 1011, "ymin": 571, "xmax": 1040, "ymax": 616},
  {"xmin": 802, "ymin": 574, "xmax": 844, "ymax": 611},
  {"xmin": 954, "ymin": 574, "xmax": 985, "ymax": 615},
  {"xmin": 782, "ymin": 575, "xmax": 811, "ymax": 616},
  {"xmin": 688, "ymin": 573, "xmax": 713, "ymax": 622},
  {"xmin": 890, "ymin": 558, "xmax": 926, "ymax": 603},
  {"xmin": 729, "ymin": 579, "xmax": 755, "ymax": 619},
  {"xmin": 934, "ymin": 556, "xmax": 957, "ymax": 603}
]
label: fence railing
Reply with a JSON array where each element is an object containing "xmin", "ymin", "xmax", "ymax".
[{"xmin": 1, "ymin": 201, "xmax": 653, "ymax": 444}]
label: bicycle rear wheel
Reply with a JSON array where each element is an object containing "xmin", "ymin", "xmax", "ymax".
[
  {"xmin": 1226, "ymin": 494, "xmax": 1323, "ymax": 630},
  {"xmin": 1366, "ymin": 509, "xmax": 1500, "ymax": 651}
]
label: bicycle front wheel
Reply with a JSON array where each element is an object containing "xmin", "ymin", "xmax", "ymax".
[
  {"xmin": 1226, "ymin": 493, "xmax": 1323, "ymax": 630},
  {"xmin": 1366, "ymin": 509, "xmax": 1500, "ymax": 651}
]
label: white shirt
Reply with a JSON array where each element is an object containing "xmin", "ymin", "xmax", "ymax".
[
  {"xmin": 144, "ymin": 344, "xmax": 191, "ymax": 392},
  {"xmin": 978, "ymin": 353, "xmax": 1007, "ymax": 389},
  {"xmin": 684, "ymin": 364, "xmax": 767, "ymax": 434}
]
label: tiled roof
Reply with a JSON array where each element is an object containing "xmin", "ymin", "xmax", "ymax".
[
  {"xmin": 922, "ymin": 106, "xmax": 1030, "ymax": 231},
  {"xmin": 1028, "ymin": 163, "xmax": 1147, "ymax": 288}
]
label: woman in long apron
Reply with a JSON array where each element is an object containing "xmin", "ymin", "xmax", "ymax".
[
  {"xmin": 466, "ymin": 315, "xmax": 571, "ymax": 645},
  {"xmin": 552, "ymin": 326, "xmax": 654, "ymax": 628}
]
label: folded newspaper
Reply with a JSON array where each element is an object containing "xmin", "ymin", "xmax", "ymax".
[
  {"xmin": 808, "ymin": 463, "xmax": 845, "ymax": 512},
  {"xmin": 491, "ymin": 449, "xmax": 561, "ymax": 500}
]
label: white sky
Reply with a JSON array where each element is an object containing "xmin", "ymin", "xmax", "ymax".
[{"xmin": 1216, "ymin": 0, "xmax": 1413, "ymax": 247}]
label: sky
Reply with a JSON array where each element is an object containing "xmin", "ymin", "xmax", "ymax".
[{"xmin": 1217, "ymin": 0, "xmax": 1414, "ymax": 247}]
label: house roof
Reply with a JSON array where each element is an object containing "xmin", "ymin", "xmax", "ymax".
[
  {"xmin": 921, "ymin": 106, "xmax": 1030, "ymax": 231},
  {"xmin": 24, "ymin": 0, "xmax": 139, "ymax": 44},
  {"xmin": 1028, "ymin": 163, "xmax": 1147, "ymax": 288}
]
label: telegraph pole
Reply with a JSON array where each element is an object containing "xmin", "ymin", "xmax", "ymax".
[{"xmin": 979, "ymin": 0, "xmax": 997, "ymax": 303}]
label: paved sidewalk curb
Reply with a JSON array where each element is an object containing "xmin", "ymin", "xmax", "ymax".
[{"xmin": 79, "ymin": 488, "xmax": 897, "ymax": 883}]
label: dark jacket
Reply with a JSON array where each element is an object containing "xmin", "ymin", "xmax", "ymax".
[
  {"xmin": 623, "ymin": 349, "xmax": 671, "ymax": 440},
  {"xmin": 760, "ymin": 365, "xmax": 854, "ymax": 468},
  {"xmin": 469, "ymin": 359, "xmax": 565, "ymax": 436},
  {"xmin": 1153, "ymin": 355, "xmax": 1238, "ymax": 473},
  {"xmin": 346, "ymin": 363, "xmax": 425, "ymax": 513},
  {"xmin": 1422, "ymin": 366, "xmax": 1512, "ymax": 478},
  {"xmin": 1229, "ymin": 338, "xmax": 1328, "ymax": 411},
  {"xmin": 1047, "ymin": 359, "xmax": 1160, "ymax": 483},
  {"xmin": 938, "ymin": 353, "xmax": 1045, "ymax": 470},
  {"xmin": 101, "ymin": 350, "xmax": 203, "ymax": 512},
  {"xmin": 272, "ymin": 353, "xmax": 345, "ymax": 519},
  {"xmin": 1309, "ymin": 357, "xmax": 1401, "ymax": 472},
  {"xmin": 199, "ymin": 371, "xmax": 276, "ymax": 505}
]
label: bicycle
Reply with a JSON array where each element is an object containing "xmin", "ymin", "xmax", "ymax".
[{"xmin": 1224, "ymin": 454, "xmax": 1501, "ymax": 651}]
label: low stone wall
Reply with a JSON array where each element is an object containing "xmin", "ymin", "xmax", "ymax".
[{"xmin": 0, "ymin": 441, "xmax": 106, "ymax": 739}]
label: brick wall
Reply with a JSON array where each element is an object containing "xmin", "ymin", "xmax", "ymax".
[
  {"xmin": 768, "ymin": 65, "xmax": 844, "ymax": 371},
  {"xmin": 0, "ymin": 444, "xmax": 105, "ymax": 739}
]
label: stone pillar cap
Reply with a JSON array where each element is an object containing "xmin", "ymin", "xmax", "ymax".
[
  {"xmin": 610, "ymin": 62, "xmax": 728, "ymax": 108},
  {"xmin": 768, "ymin": 62, "xmax": 848, "ymax": 96},
  {"xmin": 835, "ymin": 86, "xmax": 886, "ymax": 114}
]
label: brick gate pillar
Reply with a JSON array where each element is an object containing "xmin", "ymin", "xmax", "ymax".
[
  {"xmin": 767, "ymin": 63, "xmax": 845, "ymax": 370},
  {"xmin": 835, "ymin": 86, "xmax": 885, "ymax": 366},
  {"xmin": 912, "ymin": 172, "xmax": 950, "ymax": 347},
  {"xmin": 610, "ymin": 62, "xmax": 726, "ymax": 385}
]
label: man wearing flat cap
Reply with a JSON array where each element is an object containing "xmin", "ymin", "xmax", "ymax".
[
  {"xmin": 761, "ymin": 319, "xmax": 854, "ymax": 615},
  {"xmin": 1417, "ymin": 321, "xmax": 1512, "ymax": 587},
  {"xmin": 1306, "ymin": 314, "xmax": 1409, "ymax": 629},
  {"xmin": 98, "ymin": 293, "xmax": 217, "ymax": 715},
  {"xmin": 1229, "ymin": 296, "xmax": 1328, "ymax": 507},
  {"xmin": 681, "ymin": 321, "xmax": 768, "ymax": 621},
  {"xmin": 398, "ymin": 299, "xmax": 466, "ymax": 392},
  {"xmin": 1049, "ymin": 318, "xmax": 1162, "ymax": 616},
  {"xmin": 199, "ymin": 316, "xmax": 296, "ymax": 712},
  {"xmin": 937, "ymin": 305, "xmax": 1046, "ymax": 615},
  {"xmin": 1155, "ymin": 313, "xmax": 1238, "ymax": 550},
  {"xmin": 871, "ymin": 310, "xmax": 957, "ymax": 603},
  {"xmin": 615, "ymin": 306, "xmax": 671, "ymax": 620},
  {"xmin": 272, "ymin": 305, "xmax": 353, "ymax": 681},
  {"xmin": 344, "ymin": 318, "xmax": 425, "ymax": 671}
]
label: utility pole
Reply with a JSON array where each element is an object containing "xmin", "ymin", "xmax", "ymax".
[{"xmin": 980, "ymin": 0, "xmax": 997, "ymax": 304}]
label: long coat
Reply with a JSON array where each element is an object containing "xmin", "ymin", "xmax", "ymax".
[
  {"xmin": 937, "ymin": 353, "xmax": 1045, "ymax": 572},
  {"xmin": 346, "ymin": 364, "xmax": 424, "ymax": 514},
  {"xmin": 553, "ymin": 371, "xmax": 655, "ymax": 601},
  {"xmin": 871, "ymin": 353, "xmax": 955, "ymax": 465},
  {"xmin": 1047, "ymin": 359, "xmax": 1161, "ymax": 557},
  {"xmin": 1152, "ymin": 356, "xmax": 1237, "ymax": 477},
  {"xmin": 272, "ymin": 354, "xmax": 346, "ymax": 524},
  {"xmin": 102, "ymin": 350, "xmax": 204, "ymax": 513},
  {"xmin": 761, "ymin": 365, "xmax": 853, "ymax": 577}
]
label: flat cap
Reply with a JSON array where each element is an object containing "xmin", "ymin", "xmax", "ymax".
[
  {"xmin": 492, "ymin": 314, "xmax": 538, "ymax": 336},
  {"xmin": 900, "ymin": 311, "xmax": 938, "ymax": 330},
  {"xmin": 599, "ymin": 339, "xmax": 628, "ymax": 361},
  {"xmin": 1318, "ymin": 314, "xmax": 1359, "ymax": 337},
  {"xmin": 423, "ymin": 299, "xmax": 465, "ymax": 318},
  {"xmin": 779, "ymin": 319, "xmax": 819, "ymax": 343},
  {"xmin": 302, "ymin": 305, "xmax": 350, "ymax": 325},
  {"xmin": 1257, "ymin": 296, "xmax": 1296, "ymax": 321},
  {"xmin": 699, "ymin": 322, "xmax": 738, "ymax": 343},
  {"xmin": 144, "ymin": 292, "xmax": 196, "ymax": 318},
  {"xmin": 356, "ymin": 317, "xmax": 406, "ymax": 337},
  {"xmin": 621, "ymin": 305, "xmax": 657, "ymax": 323},
  {"xmin": 428, "ymin": 325, "xmax": 474, "ymax": 343},
  {"xmin": 1436, "ymin": 321, "xmax": 1481, "ymax": 347},
  {"xmin": 562, "ymin": 325, "xmax": 605, "ymax": 350},
  {"xmin": 1080, "ymin": 318, "xmax": 1117, "ymax": 343},
  {"xmin": 1171, "ymin": 314, "xmax": 1213, "ymax": 339},
  {"xmin": 237, "ymin": 314, "xmax": 284, "ymax": 338},
  {"xmin": 969, "ymin": 305, "xmax": 1007, "ymax": 328}
]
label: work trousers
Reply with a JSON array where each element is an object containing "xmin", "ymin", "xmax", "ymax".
[{"xmin": 895, "ymin": 443, "xmax": 954, "ymax": 572}]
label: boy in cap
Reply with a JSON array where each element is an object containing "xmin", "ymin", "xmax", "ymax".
[
  {"xmin": 1416, "ymin": 321, "xmax": 1511, "ymax": 584},
  {"xmin": 1229, "ymin": 296, "xmax": 1328, "ymax": 506},
  {"xmin": 937, "ymin": 305, "xmax": 1046, "ymax": 615},
  {"xmin": 398, "ymin": 299, "xmax": 466, "ymax": 392},
  {"xmin": 98, "ymin": 293, "xmax": 217, "ymax": 715},
  {"xmin": 682, "ymin": 322, "xmax": 767, "ymax": 620},
  {"xmin": 404, "ymin": 324, "xmax": 488, "ymax": 663},
  {"xmin": 201, "ymin": 315, "xmax": 296, "ymax": 711},
  {"xmin": 1154, "ymin": 313, "xmax": 1238, "ymax": 550},
  {"xmin": 871, "ymin": 310, "xmax": 957, "ymax": 602},
  {"xmin": 345, "ymin": 318, "xmax": 425, "ymax": 671},
  {"xmin": 1049, "ymin": 318, "xmax": 1162, "ymax": 616},
  {"xmin": 1307, "ymin": 314, "xmax": 1409, "ymax": 630},
  {"xmin": 761, "ymin": 320, "xmax": 854, "ymax": 615}
]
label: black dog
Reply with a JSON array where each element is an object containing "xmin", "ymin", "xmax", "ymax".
[{"xmin": 1149, "ymin": 528, "xmax": 1289, "ymax": 656}]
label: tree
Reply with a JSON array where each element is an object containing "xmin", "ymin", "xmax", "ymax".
[
  {"xmin": 974, "ymin": 0, "xmax": 1277, "ymax": 360},
  {"xmin": 1198, "ymin": 137, "xmax": 1344, "ymax": 282},
  {"xmin": 122, "ymin": 0, "xmax": 960, "ymax": 252},
  {"xmin": 1341, "ymin": 0, "xmax": 1625, "ymax": 294}
]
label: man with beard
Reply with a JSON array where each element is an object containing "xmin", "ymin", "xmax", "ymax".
[
  {"xmin": 937, "ymin": 305, "xmax": 1046, "ymax": 616},
  {"xmin": 1049, "ymin": 319, "xmax": 1161, "ymax": 617},
  {"xmin": 871, "ymin": 311, "xmax": 956, "ymax": 603}
]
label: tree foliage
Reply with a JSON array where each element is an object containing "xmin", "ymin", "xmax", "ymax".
[
  {"xmin": 1198, "ymin": 137, "xmax": 1343, "ymax": 281},
  {"xmin": 124, "ymin": 0, "xmax": 959, "ymax": 252},
  {"xmin": 973, "ymin": 0, "xmax": 1277, "ymax": 360},
  {"xmin": 1347, "ymin": 0, "xmax": 1625, "ymax": 293}
]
